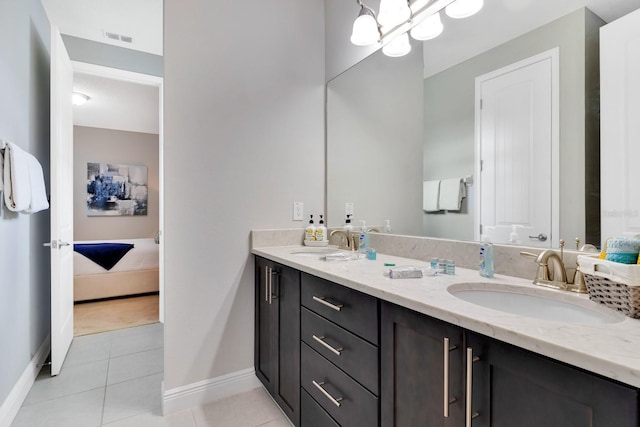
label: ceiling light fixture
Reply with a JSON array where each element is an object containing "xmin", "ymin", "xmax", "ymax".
[
  {"xmin": 445, "ymin": 0, "xmax": 483, "ymax": 19},
  {"xmin": 350, "ymin": 0, "xmax": 483, "ymax": 58},
  {"xmin": 72, "ymin": 92, "xmax": 90, "ymax": 106},
  {"xmin": 382, "ymin": 32, "xmax": 412, "ymax": 57},
  {"xmin": 350, "ymin": 0, "xmax": 381, "ymax": 46}
]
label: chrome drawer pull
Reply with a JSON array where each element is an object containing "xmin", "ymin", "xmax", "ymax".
[
  {"xmin": 312, "ymin": 296, "xmax": 343, "ymax": 311},
  {"xmin": 443, "ymin": 337, "xmax": 458, "ymax": 417},
  {"xmin": 264, "ymin": 266, "xmax": 270, "ymax": 302},
  {"xmin": 466, "ymin": 347, "xmax": 481, "ymax": 427},
  {"xmin": 312, "ymin": 335, "xmax": 343, "ymax": 356},
  {"xmin": 312, "ymin": 380, "xmax": 343, "ymax": 407}
]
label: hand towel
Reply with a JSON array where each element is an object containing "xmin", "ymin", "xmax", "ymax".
[
  {"xmin": 423, "ymin": 180, "xmax": 441, "ymax": 212},
  {"xmin": 25, "ymin": 152, "xmax": 49, "ymax": 213},
  {"xmin": 2, "ymin": 141, "xmax": 31, "ymax": 212},
  {"xmin": 439, "ymin": 177, "xmax": 466, "ymax": 211}
]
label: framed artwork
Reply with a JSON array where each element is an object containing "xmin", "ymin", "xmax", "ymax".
[{"xmin": 86, "ymin": 162, "xmax": 148, "ymax": 216}]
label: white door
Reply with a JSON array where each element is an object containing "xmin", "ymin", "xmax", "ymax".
[
  {"xmin": 476, "ymin": 48, "xmax": 559, "ymax": 248},
  {"xmin": 49, "ymin": 26, "xmax": 74, "ymax": 376},
  {"xmin": 601, "ymin": 8, "xmax": 640, "ymax": 245}
]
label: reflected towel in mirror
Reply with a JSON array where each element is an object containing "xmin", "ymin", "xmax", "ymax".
[
  {"xmin": 439, "ymin": 178, "xmax": 466, "ymax": 211},
  {"xmin": 423, "ymin": 180, "xmax": 441, "ymax": 212}
]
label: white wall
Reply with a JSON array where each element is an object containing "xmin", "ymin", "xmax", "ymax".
[
  {"xmin": 163, "ymin": 0, "xmax": 325, "ymax": 399},
  {"xmin": 0, "ymin": 0, "xmax": 51, "ymax": 412},
  {"xmin": 73, "ymin": 126, "xmax": 159, "ymax": 240}
]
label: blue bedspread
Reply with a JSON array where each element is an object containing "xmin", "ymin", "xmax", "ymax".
[{"xmin": 73, "ymin": 243, "xmax": 134, "ymax": 271}]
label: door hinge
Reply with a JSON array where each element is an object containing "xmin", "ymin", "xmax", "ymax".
[
  {"xmin": 480, "ymin": 160, "xmax": 484, "ymax": 172},
  {"xmin": 480, "ymin": 99, "xmax": 483, "ymax": 109}
]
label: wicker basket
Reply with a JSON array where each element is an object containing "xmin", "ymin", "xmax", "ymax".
[{"xmin": 578, "ymin": 255, "xmax": 640, "ymax": 318}]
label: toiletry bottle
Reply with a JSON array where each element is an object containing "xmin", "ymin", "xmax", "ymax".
[
  {"xmin": 479, "ymin": 235, "xmax": 494, "ymax": 278},
  {"xmin": 384, "ymin": 219, "xmax": 392, "ymax": 233},
  {"xmin": 343, "ymin": 214, "xmax": 354, "ymax": 232},
  {"xmin": 305, "ymin": 215, "xmax": 316, "ymax": 242},
  {"xmin": 316, "ymin": 215, "xmax": 327, "ymax": 242},
  {"xmin": 509, "ymin": 225, "xmax": 523, "ymax": 245},
  {"xmin": 358, "ymin": 220, "xmax": 368, "ymax": 254}
]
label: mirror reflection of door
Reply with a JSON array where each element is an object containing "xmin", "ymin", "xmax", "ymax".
[{"xmin": 476, "ymin": 48, "xmax": 559, "ymax": 248}]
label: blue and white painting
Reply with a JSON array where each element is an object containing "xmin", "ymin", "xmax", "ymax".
[{"xmin": 86, "ymin": 162, "xmax": 148, "ymax": 216}]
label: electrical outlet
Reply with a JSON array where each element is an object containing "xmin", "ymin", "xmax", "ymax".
[
  {"xmin": 293, "ymin": 202, "xmax": 304, "ymax": 221},
  {"xmin": 345, "ymin": 202, "xmax": 354, "ymax": 217}
]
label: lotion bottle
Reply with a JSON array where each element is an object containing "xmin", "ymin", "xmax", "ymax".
[
  {"xmin": 305, "ymin": 215, "xmax": 316, "ymax": 242},
  {"xmin": 358, "ymin": 220, "xmax": 368, "ymax": 254},
  {"xmin": 384, "ymin": 219, "xmax": 392, "ymax": 233},
  {"xmin": 316, "ymin": 215, "xmax": 327, "ymax": 242}
]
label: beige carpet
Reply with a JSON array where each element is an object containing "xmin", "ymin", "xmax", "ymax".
[{"xmin": 74, "ymin": 294, "xmax": 159, "ymax": 336}]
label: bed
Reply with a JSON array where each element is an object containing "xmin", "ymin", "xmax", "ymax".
[{"xmin": 73, "ymin": 238, "xmax": 159, "ymax": 302}]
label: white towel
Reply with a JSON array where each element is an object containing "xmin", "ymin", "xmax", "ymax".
[
  {"xmin": 3, "ymin": 141, "xmax": 31, "ymax": 212},
  {"xmin": 25, "ymin": 152, "xmax": 49, "ymax": 213},
  {"xmin": 423, "ymin": 180, "xmax": 441, "ymax": 212},
  {"xmin": 1, "ymin": 141, "xmax": 49, "ymax": 213},
  {"xmin": 439, "ymin": 178, "xmax": 466, "ymax": 211}
]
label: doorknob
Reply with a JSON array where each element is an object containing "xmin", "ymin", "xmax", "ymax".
[
  {"xmin": 528, "ymin": 233, "xmax": 548, "ymax": 242},
  {"xmin": 43, "ymin": 240, "xmax": 70, "ymax": 249}
]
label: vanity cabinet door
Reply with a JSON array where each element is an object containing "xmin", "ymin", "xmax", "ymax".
[
  {"xmin": 255, "ymin": 256, "xmax": 301, "ymax": 426},
  {"xmin": 380, "ymin": 301, "xmax": 464, "ymax": 427},
  {"xmin": 467, "ymin": 332, "xmax": 639, "ymax": 427}
]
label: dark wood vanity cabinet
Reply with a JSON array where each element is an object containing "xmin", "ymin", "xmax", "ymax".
[
  {"xmin": 466, "ymin": 332, "xmax": 640, "ymax": 427},
  {"xmin": 380, "ymin": 301, "xmax": 465, "ymax": 427},
  {"xmin": 299, "ymin": 272, "xmax": 380, "ymax": 427},
  {"xmin": 254, "ymin": 257, "xmax": 300, "ymax": 426},
  {"xmin": 255, "ymin": 258, "xmax": 639, "ymax": 427}
]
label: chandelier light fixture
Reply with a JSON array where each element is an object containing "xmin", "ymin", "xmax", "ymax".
[{"xmin": 350, "ymin": 0, "xmax": 483, "ymax": 57}]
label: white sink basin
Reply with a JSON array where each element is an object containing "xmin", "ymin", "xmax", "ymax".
[{"xmin": 448, "ymin": 283, "xmax": 624, "ymax": 324}]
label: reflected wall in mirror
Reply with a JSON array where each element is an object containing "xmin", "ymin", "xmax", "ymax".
[{"xmin": 327, "ymin": 7, "xmax": 603, "ymax": 247}]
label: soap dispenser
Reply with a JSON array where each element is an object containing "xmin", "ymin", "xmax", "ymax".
[
  {"xmin": 509, "ymin": 225, "xmax": 524, "ymax": 244},
  {"xmin": 316, "ymin": 215, "xmax": 327, "ymax": 242},
  {"xmin": 384, "ymin": 219, "xmax": 392, "ymax": 233},
  {"xmin": 343, "ymin": 214, "xmax": 354, "ymax": 232},
  {"xmin": 305, "ymin": 215, "xmax": 316, "ymax": 242},
  {"xmin": 479, "ymin": 235, "xmax": 494, "ymax": 278}
]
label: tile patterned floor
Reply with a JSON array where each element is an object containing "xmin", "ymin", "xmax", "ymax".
[{"xmin": 11, "ymin": 323, "xmax": 290, "ymax": 427}]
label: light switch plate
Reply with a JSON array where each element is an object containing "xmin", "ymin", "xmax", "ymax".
[{"xmin": 293, "ymin": 202, "xmax": 304, "ymax": 221}]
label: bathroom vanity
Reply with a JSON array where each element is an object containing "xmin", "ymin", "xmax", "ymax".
[{"xmin": 253, "ymin": 245, "xmax": 640, "ymax": 427}]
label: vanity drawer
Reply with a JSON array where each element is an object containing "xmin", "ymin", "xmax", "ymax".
[
  {"xmin": 301, "ymin": 389, "xmax": 340, "ymax": 427},
  {"xmin": 301, "ymin": 343, "xmax": 378, "ymax": 427},
  {"xmin": 301, "ymin": 273, "xmax": 378, "ymax": 345},
  {"xmin": 301, "ymin": 307, "xmax": 379, "ymax": 395}
]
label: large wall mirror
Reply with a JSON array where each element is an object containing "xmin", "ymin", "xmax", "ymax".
[{"xmin": 327, "ymin": 4, "xmax": 633, "ymax": 248}]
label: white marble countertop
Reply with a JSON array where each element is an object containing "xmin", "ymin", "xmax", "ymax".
[{"xmin": 252, "ymin": 245, "xmax": 640, "ymax": 388}]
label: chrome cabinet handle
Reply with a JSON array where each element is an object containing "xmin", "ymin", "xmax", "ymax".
[
  {"xmin": 43, "ymin": 240, "xmax": 70, "ymax": 249},
  {"xmin": 264, "ymin": 266, "xmax": 269, "ymax": 303},
  {"xmin": 443, "ymin": 337, "xmax": 458, "ymax": 417},
  {"xmin": 312, "ymin": 380, "xmax": 343, "ymax": 407},
  {"xmin": 312, "ymin": 295, "xmax": 343, "ymax": 311},
  {"xmin": 312, "ymin": 334, "xmax": 343, "ymax": 356},
  {"xmin": 466, "ymin": 347, "xmax": 480, "ymax": 427}
]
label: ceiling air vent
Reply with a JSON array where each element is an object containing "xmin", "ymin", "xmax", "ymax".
[{"xmin": 103, "ymin": 30, "xmax": 134, "ymax": 44}]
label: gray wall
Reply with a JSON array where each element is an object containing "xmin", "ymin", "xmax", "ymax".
[
  {"xmin": 0, "ymin": 0, "xmax": 51, "ymax": 408},
  {"xmin": 423, "ymin": 8, "xmax": 604, "ymax": 244},
  {"xmin": 62, "ymin": 34, "xmax": 163, "ymax": 77},
  {"xmin": 73, "ymin": 126, "xmax": 159, "ymax": 240},
  {"xmin": 164, "ymin": 0, "xmax": 325, "ymax": 392},
  {"xmin": 327, "ymin": 46, "xmax": 424, "ymax": 235}
]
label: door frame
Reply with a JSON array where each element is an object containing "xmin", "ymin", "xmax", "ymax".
[
  {"xmin": 473, "ymin": 47, "xmax": 560, "ymax": 247},
  {"xmin": 69, "ymin": 61, "xmax": 165, "ymax": 322}
]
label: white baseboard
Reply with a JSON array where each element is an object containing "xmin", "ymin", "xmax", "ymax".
[
  {"xmin": 0, "ymin": 335, "xmax": 50, "ymax": 427},
  {"xmin": 162, "ymin": 367, "xmax": 261, "ymax": 415}
]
